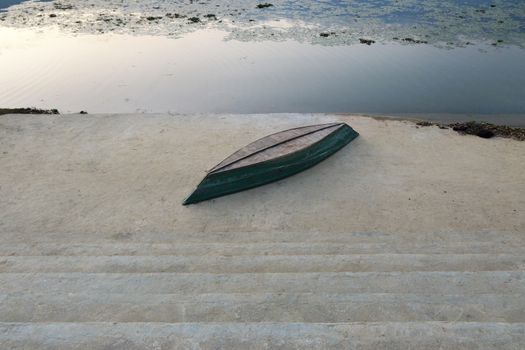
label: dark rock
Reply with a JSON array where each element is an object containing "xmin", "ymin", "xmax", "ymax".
[
  {"xmin": 450, "ymin": 121, "xmax": 503, "ymax": 139},
  {"xmin": 476, "ymin": 129, "xmax": 495, "ymax": 138},
  {"xmin": 54, "ymin": 3, "xmax": 74, "ymax": 10},
  {"xmin": 188, "ymin": 17, "xmax": 201, "ymax": 23},
  {"xmin": 166, "ymin": 13, "xmax": 185, "ymax": 19},
  {"xmin": 409, "ymin": 120, "xmax": 524, "ymax": 141},
  {"xmin": 359, "ymin": 38, "xmax": 375, "ymax": 45},
  {"xmin": 0, "ymin": 108, "xmax": 59, "ymax": 115},
  {"xmin": 256, "ymin": 3, "xmax": 274, "ymax": 9},
  {"xmin": 452, "ymin": 124, "xmax": 468, "ymax": 132},
  {"xmin": 49, "ymin": 14, "xmax": 57, "ymax": 18},
  {"xmin": 402, "ymin": 37, "xmax": 428, "ymax": 44}
]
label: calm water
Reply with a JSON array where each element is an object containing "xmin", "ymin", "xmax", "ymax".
[{"xmin": 1, "ymin": 0, "xmax": 524, "ymax": 123}]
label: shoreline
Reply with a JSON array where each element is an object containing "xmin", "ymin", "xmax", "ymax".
[
  {"xmin": 2, "ymin": 109, "xmax": 524, "ymax": 140},
  {"xmin": 356, "ymin": 113, "xmax": 525, "ymax": 128}
]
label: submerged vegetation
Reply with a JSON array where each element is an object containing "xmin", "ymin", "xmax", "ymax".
[{"xmin": 0, "ymin": 0, "xmax": 523, "ymax": 47}]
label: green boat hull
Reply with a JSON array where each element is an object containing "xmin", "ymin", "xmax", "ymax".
[{"xmin": 183, "ymin": 124, "xmax": 358, "ymax": 205}]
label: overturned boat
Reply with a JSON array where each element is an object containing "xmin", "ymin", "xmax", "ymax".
[{"xmin": 183, "ymin": 122, "xmax": 359, "ymax": 205}]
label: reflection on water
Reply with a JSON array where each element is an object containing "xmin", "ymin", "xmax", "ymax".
[{"xmin": 1, "ymin": 27, "xmax": 524, "ymax": 124}]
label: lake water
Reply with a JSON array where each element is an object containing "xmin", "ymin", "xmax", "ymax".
[{"xmin": 1, "ymin": 0, "xmax": 524, "ymax": 124}]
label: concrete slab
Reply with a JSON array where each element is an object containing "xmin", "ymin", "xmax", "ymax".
[
  {"xmin": 0, "ymin": 113, "xmax": 523, "ymax": 238},
  {"xmin": 1, "ymin": 113, "xmax": 524, "ymax": 349}
]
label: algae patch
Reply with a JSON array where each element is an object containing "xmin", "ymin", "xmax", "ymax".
[
  {"xmin": 417, "ymin": 120, "xmax": 525, "ymax": 141},
  {"xmin": 0, "ymin": 0, "xmax": 523, "ymax": 47}
]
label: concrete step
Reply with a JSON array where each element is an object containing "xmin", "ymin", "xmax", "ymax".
[
  {"xmin": 2, "ymin": 230, "xmax": 523, "ymax": 245},
  {"xmin": 1, "ymin": 271, "xmax": 523, "ymax": 295},
  {"xmin": 1, "ymin": 292, "xmax": 524, "ymax": 323},
  {"xmin": 1, "ymin": 322, "xmax": 524, "ymax": 349},
  {"xmin": 2, "ymin": 240, "xmax": 525, "ymax": 256},
  {"xmin": 1, "ymin": 254, "xmax": 523, "ymax": 273}
]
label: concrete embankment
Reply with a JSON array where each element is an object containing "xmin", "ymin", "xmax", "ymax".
[{"xmin": 0, "ymin": 113, "xmax": 524, "ymax": 349}]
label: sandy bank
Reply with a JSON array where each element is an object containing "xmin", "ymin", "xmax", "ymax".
[{"xmin": 0, "ymin": 113, "xmax": 523, "ymax": 238}]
